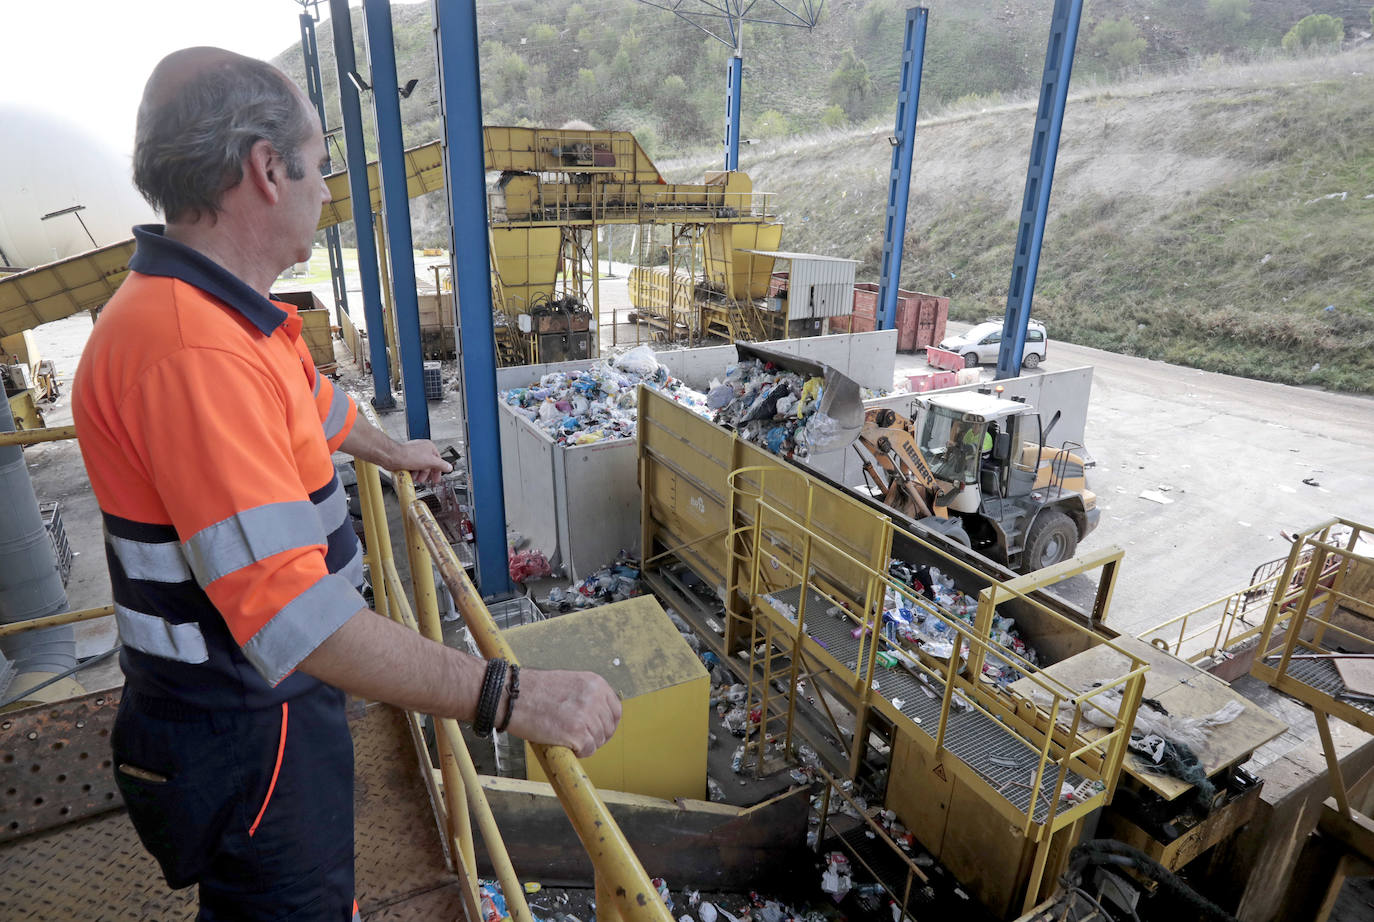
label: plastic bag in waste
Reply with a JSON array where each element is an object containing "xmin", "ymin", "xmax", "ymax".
[{"xmin": 612, "ymin": 344, "xmax": 662, "ymax": 378}]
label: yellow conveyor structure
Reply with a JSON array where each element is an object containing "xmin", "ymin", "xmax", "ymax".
[{"xmin": 0, "ymin": 128, "xmax": 782, "ymax": 353}]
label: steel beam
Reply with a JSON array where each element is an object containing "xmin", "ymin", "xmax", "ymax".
[
  {"xmin": 298, "ymin": 11, "xmax": 350, "ymax": 325},
  {"xmin": 329, "ymin": 0, "xmax": 395, "ymax": 407},
  {"xmin": 995, "ymin": 0, "xmax": 1083, "ymax": 380},
  {"xmin": 432, "ymin": 0, "xmax": 513, "ymax": 596},
  {"xmin": 363, "ymin": 0, "xmax": 429, "ymax": 438},
  {"xmin": 876, "ymin": 7, "xmax": 928, "ymax": 332},
  {"xmin": 724, "ymin": 54, "xmax": 742, "ymax": 171}
]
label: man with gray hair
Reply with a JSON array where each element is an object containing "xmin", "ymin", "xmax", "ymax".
[{"xmin": 73, "ymin": 47, "xmax": 620, "ymax": 921}]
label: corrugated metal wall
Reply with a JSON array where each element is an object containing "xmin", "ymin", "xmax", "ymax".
[{"xmin": 786, "ymin": 257, "xmax": 856, "ymax": 320}]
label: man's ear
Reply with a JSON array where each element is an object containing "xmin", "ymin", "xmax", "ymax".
[{"xmin": 245, "ymin": 138, "xmax": 282, "ymax": 205}]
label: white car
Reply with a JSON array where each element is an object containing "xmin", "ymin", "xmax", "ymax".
[{"xmin": 939, "ymin": 320, "xmax": 1047, "ymax": 369}]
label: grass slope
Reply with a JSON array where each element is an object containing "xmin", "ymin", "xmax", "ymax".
[{"xmin": 668, "ymin": 48, "xmax": 1374, "ymax": 393}]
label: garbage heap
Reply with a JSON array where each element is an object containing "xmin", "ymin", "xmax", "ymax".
[
  {"xmin": 501, "ymin": 345, "xmax": 710, "ymax": 446},
  {"xmin": 884, "ymin": 560, "xmax": 1039, "ymax": 686},
  {"xmin": 706, "ymin": 359, "xmax": 847, "ymax": 461}
]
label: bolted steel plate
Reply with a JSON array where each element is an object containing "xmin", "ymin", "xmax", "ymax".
[{"xmin": 0, "ymin": 688, "xmax": 123, "ymax": 843}]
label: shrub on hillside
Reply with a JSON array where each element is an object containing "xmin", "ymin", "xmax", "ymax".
[
  {"xmin": 1086, "ymin": 17, "xmax": 1148, "ymax": 71},
  {"xmin": 1206, "ymin": 0, "xmax": 1251, "ymax": 30},
  {"xmin": 1282, "ymin": 14, "xmax": 1344, "ymax": 51}
]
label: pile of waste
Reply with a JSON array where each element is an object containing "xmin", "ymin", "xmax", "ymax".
[
  {"xmin": 478, "ymin": 873, "xmax": 829, "ymax": 922},
  {"xmin": 501, "ymin": 345, "xmax": 709, "ymax": 446},
  {"xmin": 545, "ymin": 551, "xmax": 643, "ymax": 612},
  {"xmin": 707, "ymin": 359, "xmax": 847, "ymax": 461},
  {"xmin": 881, "ymin": 560, "xmax": 1039, "ymax": 685}
]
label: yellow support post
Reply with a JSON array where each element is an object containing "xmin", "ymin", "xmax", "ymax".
[
  {"xmin": 374, "ymin": 219, "xmax": 401, "ymax": 389},
  {"xmin": 354, "ymin": 461, "xmax": 390, "ymax": 623},
  {"xmin": 590, "ymin": 224, "xmax": 601, "ymax": 358}
]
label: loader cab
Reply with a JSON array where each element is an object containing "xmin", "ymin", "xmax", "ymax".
[{"xmin": 916, "ymin": 392, "xmax": 1040, "ymax": 513}]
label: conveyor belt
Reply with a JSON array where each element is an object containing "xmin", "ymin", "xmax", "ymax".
[{"xmin": 766, "ymin": 585, "xmax": 1086, "ymax": 826}]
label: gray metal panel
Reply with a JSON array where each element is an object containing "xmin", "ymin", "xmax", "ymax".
[
  {"xmin": 784, "ymin": 256, "xmax": 857, "ymax": 320},
  {"xmin": 558, "ymin": 438, "xmax": 642, "ymax": 579},
  {"xmin": 499, "ymin": 403, "xmax": 560, "ymax": 566}
]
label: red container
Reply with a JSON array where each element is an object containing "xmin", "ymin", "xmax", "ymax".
[
  {"xmin": 846, "ymin": 283, "xmax": 948, "ymax": 352},
  {"xmin": 930, "ymin": 371, "xmax": 958, "ymax": 390},
  {"xmin": 894, "ymin": 292, "xmax": 949, "ymax": 353},
  {"xmin": 925, "ymin": 346, "xmax": 964, "ymax": 371}
]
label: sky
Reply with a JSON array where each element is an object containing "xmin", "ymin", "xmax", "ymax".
[{"xmin": 1, "ymin": 1, "xmax": 424, "ymax": 156}]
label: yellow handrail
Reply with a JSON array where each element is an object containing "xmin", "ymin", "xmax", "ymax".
[
  {"xmin": 407, "ymin": 501, "xmax": 674, "ymax": 922},
  {"xmin": 0, "ymin": 605, "xmax": 114, "ymax": 639},
  {"xmin": 0, "ymin": 424, "xmax": 76, "ymax": 447}
]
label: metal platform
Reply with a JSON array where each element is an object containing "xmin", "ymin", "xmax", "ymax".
[
  {"xmin": 767, "ymin": 585, "xmax": 1085, "ymax": 826},
  {"xmin": 1286, "ymin": 657, "xmax": 1374, "ymax": 719},
  {"xmin": 0, "ymin": 694, "xmax": 465, "ymax": 920}
]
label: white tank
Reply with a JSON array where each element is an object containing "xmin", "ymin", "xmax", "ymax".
[{"xmin": 0, "ymin": 106, "xmax": 154, "ymax": 269}]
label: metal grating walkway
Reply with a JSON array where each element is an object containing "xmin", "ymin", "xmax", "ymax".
[
  {"xmin": 767, "ymin": 585, "xmax": 1084, "ymax": 826},
  {"xmin": 1286, "ymin": 657, "xmax": 1374, "ymax": 718},
  {"xmin": 0, "ymin": 699, "xmax": 466, "ymax": 921}
]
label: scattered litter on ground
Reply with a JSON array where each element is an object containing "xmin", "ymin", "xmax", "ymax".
[
  {"xmin": 502, "ymin": 346, "xmax": 709, "ymax": 446},
  {"xmin": 545, "ymin": 551, "xmax": 642, "ymax": 611},
  {"xmin": 1139, "ymin": 490, "xmax": 1174, "ymax": 505}
]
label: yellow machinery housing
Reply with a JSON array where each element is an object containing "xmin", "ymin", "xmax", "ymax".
[{"xmin": 507, "ymin": 595, "xmax": 709, "ymax": 801}]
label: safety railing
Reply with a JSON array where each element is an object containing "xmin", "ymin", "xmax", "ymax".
[
  {"xmin": 1136, "ymin": 531, "xmax": 1345, "ymax": 665},
  {"xmin": 354, "ymin": 452, "xmax": 672, "ymax": 922},
  {"xmin": 725, "ymin": 465, "xmax": 1147, "ymax": 830},
  {"xmin": 1249, "ymin": 517, "xmax": 1374, "ymax": 818},
  {"xmin": 490, "ymin": 185, "xmax": 778, "ymax": 227}
]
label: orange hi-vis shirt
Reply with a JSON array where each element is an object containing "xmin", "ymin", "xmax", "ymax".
[{"xmin": 73, "ymin": 225, "xmax": 364, "ymax": 709}]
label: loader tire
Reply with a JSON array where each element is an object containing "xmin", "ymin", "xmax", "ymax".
[{"xmin": 1022, "ymin": 509, "xmax": 1076, "ymax": 572}]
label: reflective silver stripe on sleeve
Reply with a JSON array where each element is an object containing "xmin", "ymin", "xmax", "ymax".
[
  {"xmin": 241, "ymin": 574, "xmax": 365, "ymax": 686},
  {"xmin": 106, "ymin": 531, "xmax": 193, "ymax": 583},
  {"xmin": 338, "ymin": 541, "xmax": 365, "ymax": 590},
  {"xmin": 321, "ymin": 386, "xmax": 351, "ymax": 441},
  {"xmin": 183, "ymin": 501, "xmax": 325, "ymax": 587},
  {"xmin": 312, "ymin": 370, "xmax": 323, "ymax": 397},
  {"xmin": 315, "ymin": 478, "xmax": 349, "ymax": 536},
  {"xmin": 115, "ymin": 604, "xmax": 209, "ymax": 664}
]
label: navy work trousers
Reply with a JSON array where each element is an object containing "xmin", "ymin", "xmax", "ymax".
[{"xmin": 111, "ymin": 683, "xmax": 356, "ymax": 921}]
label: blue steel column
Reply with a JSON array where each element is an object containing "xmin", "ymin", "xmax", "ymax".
[
  {"xmin": 995, "ymin": 0, "xmax": 1083, "ymax": 380},
  {"xmin": 298, "ymin": 11, "xmax": 350, "ymax": 325},
  {"xmin": 876, "ymin": 7, "xmax": 928, "ymax": 332},
  {"xmin": 362, "ymin": 0, "xmax": 429, "ymax": 439},
  {"xmin": 432, "ymin": 0, "xmax": 513, "ymax": 597},
  {"xmin": 328, "ymin": 0, "xmax": 395, "ymax": 407},
  {"xmin": 723, "ymin": 54, "xmax": 742, "ymax": 171}
]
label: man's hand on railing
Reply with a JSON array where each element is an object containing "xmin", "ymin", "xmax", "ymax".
[{"xmin": 507, "ymin": 669, "xmax": 622, "ymax": 758}]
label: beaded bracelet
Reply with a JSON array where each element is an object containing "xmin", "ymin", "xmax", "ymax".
[{"xmin": 473, "ymin": 658, "xmax": 508, "ymax": 736}]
